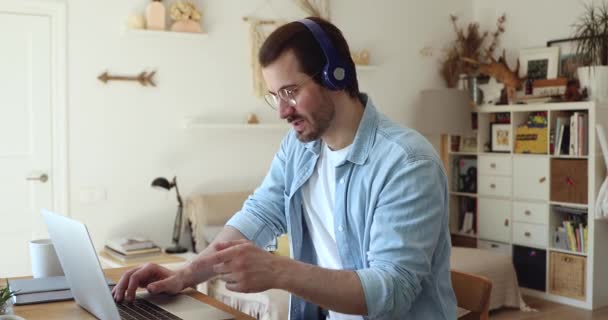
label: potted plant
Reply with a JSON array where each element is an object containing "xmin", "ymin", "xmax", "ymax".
[
  {"xmin": 572, "ymin": 1, "xmax": 608, "ymax": 101},
  {"xmin": 0, "ymin": 285, "xmax": 17, "ymax": 315}
]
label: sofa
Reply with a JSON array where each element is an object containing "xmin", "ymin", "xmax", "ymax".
[{"xmin": 184, "ymin": 191, "xmax": 290, "ymax": 320}]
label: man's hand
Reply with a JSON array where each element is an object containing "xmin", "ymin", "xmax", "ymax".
[
  {"xmin": 112, "ymin": 263, "xmax": 187, "ymax": 302},
  {"xmin": 206, "ymin": 239, "xmax": 287, "ymax": 293}
]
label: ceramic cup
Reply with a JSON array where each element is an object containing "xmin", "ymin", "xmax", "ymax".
[{"xmin": 29, "ymin": 239, "xmax": 63, "ymax": 278}]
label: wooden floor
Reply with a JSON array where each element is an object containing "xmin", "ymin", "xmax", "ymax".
[{"xmin": 491, "ymin": 296, "xmax": 608, "ymax": 319}]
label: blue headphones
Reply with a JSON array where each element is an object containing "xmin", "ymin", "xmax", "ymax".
[{"xmin": 298, "ymin": 18, "xmax": 350, "ymax": 91}]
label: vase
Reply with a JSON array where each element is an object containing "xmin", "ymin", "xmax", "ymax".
[
  {"xmin": 0, "ymin": 300, "xmax": 13, "ymax": 315},
  {"xmin": 146, "ymin": 0, "xmax": 166, "ymax": 30},
  {"xmin": 577, "ymin": 66, "xmax": 608, "ymax": 102},
  {"xmin": 170, "ymin": 20, "xmax": 202, "ymax": 33}
]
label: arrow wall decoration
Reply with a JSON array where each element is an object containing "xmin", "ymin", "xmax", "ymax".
[{"xmin": 97, "ymin": 71, "xmax": 157, "ymax": 87}]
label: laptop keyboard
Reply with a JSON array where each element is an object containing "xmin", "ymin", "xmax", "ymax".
[{"xmin": 117, "ymin": 298, "xmax": 183, "ymax": 320}]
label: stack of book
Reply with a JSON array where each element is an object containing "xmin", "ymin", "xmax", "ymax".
[
  {"xmin": 553, "ymin": 112, "xmax": 588, "ymax": 156},
  {"xmin": 102, "ymin": 237, "xmax": 162, "ymax": 262},
  {"xmin": 553, "ymin": 207, "xmax": 588, "ymax": 253}
]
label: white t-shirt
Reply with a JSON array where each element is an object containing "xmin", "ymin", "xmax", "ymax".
[{"xmin": 301, "ymin": 143, "xmax": 363, "ymax": 320}]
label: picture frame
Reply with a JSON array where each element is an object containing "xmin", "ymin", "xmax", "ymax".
[
  {"xmin": 547, "ymin": 37, "xmax": 592, "ymax": 80},
  {"xmin": 491, "ymin": 123, "xmax": 512, "ymax": 152},
  {"xmin": 459, "ymin": 136, "xmax": 478, "ymax": 153},
  {"xmin": 518, "ymin": 47, "xmax": 560, "ymax": 80}
]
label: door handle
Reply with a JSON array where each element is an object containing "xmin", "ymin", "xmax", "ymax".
[
  {"xmin": 26, "ymin": 173, "xmax": 48, "ymax": 183},
  {"xmin": 504, "ymin": 219, "xmax": 509, "ymax": 227},
  {"xmin": 539, "ymin": 177, "xmax": 546, "ymax": 183}
]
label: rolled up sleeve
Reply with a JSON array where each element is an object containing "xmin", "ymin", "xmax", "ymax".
[
  {"xmin": 226, "ymin": 133, "xmax": 291, "ymax": 248},
  {"xmin": 356, "ymin": 157, "xmax": 447, "ymax": 319}
]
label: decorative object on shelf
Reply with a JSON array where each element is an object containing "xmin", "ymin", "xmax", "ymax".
[
  {"xmin": 440, "ymin": 13, "xmax": 506, "ymax": 88},
  {"xmin": 352, "ymin": 49, "xmax": 370, "ymax": 66},
  {"xmin": 247, "ymin": 113, "xmax": 259, "ymax": 124},
  {"xmin": 491, "ymin": 123, "xmax": 512, "ymax": 152},
  {"xmin": 294, "ymin": 0, "xmax": 330, "ymax": 19},
  {"xmin": 518, "ymin": 47, "xmax": 559, "ymax": 80},
  {"xmin": 127, "ymin": 14, "xmax": 146, "ymax": 29},
  {"xmin": 569, "ymin": 2, "xmax": 608, "ymax": 102},
  {"xmin": 97, "ymin": 71, "xmax": 157, "ymax": 87},
  {"xmin": 0, "ymin": 285, "xmax": 17, "ymax": 315},
  {"xmin": 243, "ymin": 16, "xmax": 280, "ymax": 97},
  {"xmin": 169, "ymin": 1, "xmax": 202, "ymax": 33},
  {"xmin": 463, "ymin": 50, "xmax": 524, "ymax": 102},
  {"xmin": 151, "ymin": 176, "xmax": 188, "ymax": 254},
  {"xmin": 547, "ymin": 37, "xmax": 590, "ymax": 80},
  {"xmin": 460, "ymin": 136, "xmax": 478, "ymax": 152},
  {"xmin": 146, "ymin": 0, "xmax": 166, "ymax": 31},
  {"xmin": 478, "ymin": 77, "xmax": 503, "ymax": 105},
  {"xmin": 457, "ymin": 158, "xmax": 477, "ymax": 193}
]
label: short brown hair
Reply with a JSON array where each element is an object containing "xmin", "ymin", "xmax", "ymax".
[{"xmin": 259, "ymin": 17, "xmax": 359, "ymax": 98}]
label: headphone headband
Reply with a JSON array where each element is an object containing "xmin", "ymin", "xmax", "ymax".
[{"xmin": 298, "ymin": 18, "xmax": 350, "ymax": 90}]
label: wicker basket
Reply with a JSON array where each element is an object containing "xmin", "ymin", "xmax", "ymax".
[{"xmin": 549, "ymin": 251, "xmax": 586, "ymax": 300}]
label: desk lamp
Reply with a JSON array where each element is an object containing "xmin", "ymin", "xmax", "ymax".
[{"xmin": 151, "ymin": 176, "xmax": 188, "ymax": 253}]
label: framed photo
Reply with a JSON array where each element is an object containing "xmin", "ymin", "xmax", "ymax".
[
  {"xmin": 518, "ymin": 47, "xmax": 560, "ymax": 80},
  {"xmin": 491, "ymin": 123, "xmax": 512, "ymax": 152},
  {"xmin": 459, "ymin": 136, "xmax": 478, "ymax": 153},
  {"xmin": 547, "ymin": 37, "xmax": 592, "ymax": 80}
]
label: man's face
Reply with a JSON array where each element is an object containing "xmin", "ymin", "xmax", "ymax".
[{"xmin": 262, "ymin": 50, "xmax": 335, "ymax": 142}]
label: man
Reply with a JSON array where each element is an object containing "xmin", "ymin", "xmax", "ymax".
[{"xmin": 113, "ymin": 17, "xmax": 456, "ymax": 319}]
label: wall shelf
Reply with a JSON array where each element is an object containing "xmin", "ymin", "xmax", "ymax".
[
  {"xmin": 355, "ymin": 65, "xmax": 378, "ymax": 71},
  {"xmin": 184, "ymin": 123, "xmax": 289, "ymax": 130},
  {"xmin": 124, "ymin": 28, "xmax": 208, "ymax": 40},
  {"xmin": 450, "ymin": 191, "xmax": 477, "ymax": 198},
  {"xmin": 549, "ymin": 247, "xmax": 587, "ymax": 257}
]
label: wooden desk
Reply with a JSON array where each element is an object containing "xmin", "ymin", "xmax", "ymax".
[{"xmin": 7, "ymin": 267, "xmax": 254, "ymax": 320}]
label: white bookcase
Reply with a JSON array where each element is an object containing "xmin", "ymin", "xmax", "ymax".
[{"xmin": 447, "ymin": 101, "xmax": 608, "ymax": 309}]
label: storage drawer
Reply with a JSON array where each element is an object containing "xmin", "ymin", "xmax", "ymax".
[
  {"xmin": 478, "ymin": 198, "xmax": 511, "ymax": 243},
  {"xmin": 513, "ymin": 245, "xmax": 546, "ymax": 291},
  {"xmin": 451, "ymin": 234, "xmax": 477, "ymax": 248},
  {"xmin": 479, "ymin": 155, "xmax": 512, "ymax": 176},
  {"xmin": 513, "ymin": 222, "xmax": 548, "ymax": 248},
  {"xmin": 478, "ymin": 239, "xmax": 512, "ymax": 256},
  {"xmin": 549, "ymin": 252, "xmax": 586, "ymax": 300},
  {"xmin": 513, "ymin": 201, "xmax": 548, "ymax": 225},
  {"xmin": 479, "ymin": 175, "xmax": 512, "ymax": 197},
  {"xmin": 513, "ymin": 156, "xmax": 549, "ymax": 201},
  {"xmin": 550, "ymin": 159, "xmax": 588, "ymax": 204}
]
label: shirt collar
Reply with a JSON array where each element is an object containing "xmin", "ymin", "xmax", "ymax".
[{"xmin": 303, "ymin": 93, "xmax": 378, "ymax": 166}]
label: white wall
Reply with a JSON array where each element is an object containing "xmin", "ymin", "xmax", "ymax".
[
  {"xmin": 472, "ymin": 0, "xmax": 592, "ymax": 68},
  {"xmin": 63, "ymin": 0, "xmax": 473, "ymax": 249}
]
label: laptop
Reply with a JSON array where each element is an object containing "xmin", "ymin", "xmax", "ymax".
[{"xmin": 42, "ymin": 209, "xmax": 234, "ymax": 320}]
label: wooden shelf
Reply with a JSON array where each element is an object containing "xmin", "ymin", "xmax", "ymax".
[
  {"xmin": 184, "ymin": 123, "xmax": 289, "ymax": 130},
  {"xmin": 451, "ymin": 231, "xmax": 477, "ymax": 239},
  {"xmin": 550, "ymin": 155, "xmax": 589, "ymax": 159},
  {"xmin": 549, "ymin": 201, "xmax": 589, "ymax": 209},
  {"xmin": 124, "ymin": 28, "xmax": 208, "ymax": 40},
  {"xmin": 450, "ymin": 192, "xmax": 477, "ymax": 198},
  {"xmin": 549, "ymin": 247, "xmax": 587, "ymax": 257},
  {"xmin": 448, "ymin": 152, "xmax": 478, "ymax": 156}
]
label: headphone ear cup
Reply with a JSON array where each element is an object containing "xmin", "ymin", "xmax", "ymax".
[{"xmin": 322, "ymin": 64, "xmax": 348, "ymax": 91}]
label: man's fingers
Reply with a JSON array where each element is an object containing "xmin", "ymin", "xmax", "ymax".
[
  {"xmin": 199, "ymin": 245, "xmax": 242, "ymax": 269},
  {"xmin": 113, "ymin": 266, "xmax": 142, "ymax": 301},
  {"xmin": 125, "ymin": 265, "xmax": 155, "ymax": 301},
  {"xmin": 214, "ymin": 239, "xmax": 249, "ymax": 252},
  {"xmin": 147, "ymin": 276, "xmax": 177, "ymax": 294}
]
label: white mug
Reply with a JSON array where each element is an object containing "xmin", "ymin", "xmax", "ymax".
[{"xmin": 29, "ymin": 239, "xmax": 64, "ymax": 278}]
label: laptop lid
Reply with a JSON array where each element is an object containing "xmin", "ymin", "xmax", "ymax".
[{"xmin": 42, "ymin": 209, "xmax": 121, "ymax": 320}]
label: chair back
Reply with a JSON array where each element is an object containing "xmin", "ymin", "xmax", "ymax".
[{"xmin": 451, "ymin": 270, "xmax": 492, "ymax": 320}]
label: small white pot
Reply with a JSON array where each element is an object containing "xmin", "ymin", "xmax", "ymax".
[{"xmin": 577, "ymin": 66, "xmax": 608, "ymax": 102}]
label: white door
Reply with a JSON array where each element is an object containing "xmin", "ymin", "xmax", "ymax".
[{"xmin": 0, "ymin": 12, "xmax": 53, "ymax": 277}]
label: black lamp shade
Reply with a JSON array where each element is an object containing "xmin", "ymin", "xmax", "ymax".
[{"xmin": 151, "ymin": 177, "xmax": 172, "ymax": 190}]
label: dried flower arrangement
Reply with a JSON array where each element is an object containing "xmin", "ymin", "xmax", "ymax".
[
  {"xmin": 170, "ymin": 1, "xmax": 202, "ymax": 22},
  {"xmin": 441, "ymin": 14, "xmax": 506, "ymax": 88}
]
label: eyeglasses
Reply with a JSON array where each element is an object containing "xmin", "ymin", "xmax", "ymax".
[{"xmin": 264, "ymin": 74, "xmax": 317, "ymax": 110}]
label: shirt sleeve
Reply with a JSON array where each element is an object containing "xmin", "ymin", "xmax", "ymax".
[
  {"xmin": 355, "ymin": 156, "xmax": 448, "ymax": 319},
  {"xmin": 225, "ymin": 132, "xmax": 291, "ymax": 248}
]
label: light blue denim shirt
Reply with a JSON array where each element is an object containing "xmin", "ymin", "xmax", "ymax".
[{"xmin": 226, "ymin": 94, "xmax": 456, "ymax": 320}]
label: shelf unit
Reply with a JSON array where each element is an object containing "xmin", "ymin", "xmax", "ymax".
[{"xmin": 445, "ymin": 101, "xmax": 608, "ymax": 310}]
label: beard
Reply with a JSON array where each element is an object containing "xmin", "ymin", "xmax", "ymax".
[{"xmin": 289, "ymin": 98, "xmax": 335, "ymax": 142}]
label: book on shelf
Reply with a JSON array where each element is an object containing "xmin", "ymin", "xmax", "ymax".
[
  {"xmin": 102, "ymin": 246, "xmax": 162, "ymax": 262},
  {"xmin": 105, "ymin": 236, "xmax": 159, "ymax": 255},
  {"xmin": 8, "ymin": 275, "xmax": 114, "ymax": 305}
]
